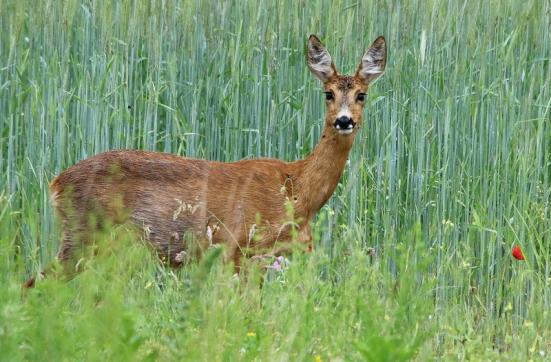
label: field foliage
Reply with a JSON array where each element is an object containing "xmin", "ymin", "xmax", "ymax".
[{"xmin": 1, "ymin": 0, "xmax": 550, "ymax": 360}]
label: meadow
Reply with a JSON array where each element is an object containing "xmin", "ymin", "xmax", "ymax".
[{"xmin": 1, "ymin": 0, "xmax": 550, "ymax": 360}]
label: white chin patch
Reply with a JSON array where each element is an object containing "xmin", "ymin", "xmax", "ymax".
[
  {"xmin": 335, "ymin": 123, "xmax": 355, "ymax": 135},
  {"xmin": 337, "ymin": 128, "xmax": 354, "ymax": 135}
]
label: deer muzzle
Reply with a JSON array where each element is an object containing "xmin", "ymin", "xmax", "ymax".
[{"xmin": 334, "ymin": 116, "xmax": 356, "ymax": 135}]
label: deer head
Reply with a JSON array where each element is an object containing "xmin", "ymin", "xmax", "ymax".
[{"xmin": 307, "ymin": 35, "xmax": 386, "ymax": 137}]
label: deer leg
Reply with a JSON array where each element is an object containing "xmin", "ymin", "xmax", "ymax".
[
  {"xmin": 56, "ymin": 235, "xmax": 82, "ymax": 275},
  {"xmin": 22, "ymin": 271, "xmax": 46, "ymax": 289},
  {"xmin": 22, "ymin": 232, "xmax": 83, "ymax": 289},
  {"xmin": 297, "ymin": 224, "xmax": 313, "ymax": 252}
]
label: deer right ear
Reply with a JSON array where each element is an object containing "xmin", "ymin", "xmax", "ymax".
[
  {"xmin": 356, "ymin": 36, "xmax": 387, "ymax": 84},
  {"xmin": 307, "ymin": 35, "xmax": 336, "ymax": 82}
]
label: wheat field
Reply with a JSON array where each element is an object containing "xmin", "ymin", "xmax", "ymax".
[{"xmin": 1, "ymin": 0, "xmax": 550, "ymax": 360}]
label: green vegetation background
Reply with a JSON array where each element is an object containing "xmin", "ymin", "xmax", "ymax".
[{"xmin": 1, "ymin": 0, "xmax": 549, "ymax": 360}]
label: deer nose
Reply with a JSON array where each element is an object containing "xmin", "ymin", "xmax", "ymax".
[{"xmin": 334, "ymin": 116, "xmax": 355, "ymax": 131}]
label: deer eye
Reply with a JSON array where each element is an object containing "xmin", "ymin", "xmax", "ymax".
[
  {"xmin": 356, "ymin": 93, "xmax": 366, "ymax": 102},
  {"xmin": 324, "ymin": 91, "xmax": 334, "ymax": 101}
]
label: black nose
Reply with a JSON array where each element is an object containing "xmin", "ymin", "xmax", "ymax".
[{"xmin": 334, "ymin": 116, "xmax": 355, "ymax": 130}]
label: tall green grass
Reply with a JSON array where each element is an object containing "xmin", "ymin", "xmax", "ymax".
[{"xmin": 1, "ymin": 0, "xmax": 550, "ymax": 359}]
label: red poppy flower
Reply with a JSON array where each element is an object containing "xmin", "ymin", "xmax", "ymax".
[{"xmin": 512, "ymin": 245, "xmax": 525, "ymax": 260}]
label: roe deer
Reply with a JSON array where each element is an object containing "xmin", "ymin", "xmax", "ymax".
[{"xmin": 23, "ymin": 35, "xmax": 386, "ymax": 287}]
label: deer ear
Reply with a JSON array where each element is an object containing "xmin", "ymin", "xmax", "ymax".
[
  {"xmin": 307, "ymin": 35, "xmax": 336, "ymax": 82},
  {"xmin": 356, "ymin": 36, "xmax": 387, "ymax": 84}
]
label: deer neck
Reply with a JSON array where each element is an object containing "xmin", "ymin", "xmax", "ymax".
[{"xmin": 293, "ymin": 125, "xmax": 356, "ymax": 218}]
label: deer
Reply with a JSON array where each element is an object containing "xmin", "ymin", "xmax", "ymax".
[{"xmin": 23, "ymin": 35, "xmax": 386, "ymax": 288}]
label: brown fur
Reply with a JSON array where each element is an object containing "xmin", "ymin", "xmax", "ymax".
[{"xmin": 23, "ymin": 35, "xmax": 386, "ymax": 287}]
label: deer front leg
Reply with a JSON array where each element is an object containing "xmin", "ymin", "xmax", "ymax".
[
  {"xmin": 248, "ymin": 223, "xmax": 313, "ymax": 266},
  {"xmin": 298, "ymin": 223, "xmax": 313, "ymax": 252}
]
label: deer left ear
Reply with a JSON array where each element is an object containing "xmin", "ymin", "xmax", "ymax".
[
  {"xmin": 307, "ymin": 35, "xmax": 337, "ymax": 82},
  {"xmin": 356, "ymin": 36, "xmax": 387, "ymax": 84}
]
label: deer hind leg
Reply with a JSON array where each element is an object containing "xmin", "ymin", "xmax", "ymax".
[
  {"xmin": 156, "ymin": 231, "xmax": 189, "ymax": 268},
  {"xmin": 56, "ymin": 231, "xmax": 88, "ymax": 276},
  {"xmin": 138, "ymin": 221, "xmax": 197, "ymax": 268},
  {"xmin": 22, "ymin": 271, "xmax": 46, "ymax": 289},
  {"xmin": 22, "ymin": 231, "xmax": 86, "ymax": 289},
  {"xmin": 23, "ymin": 186, "xmax": 126, "ymax": 289}
]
